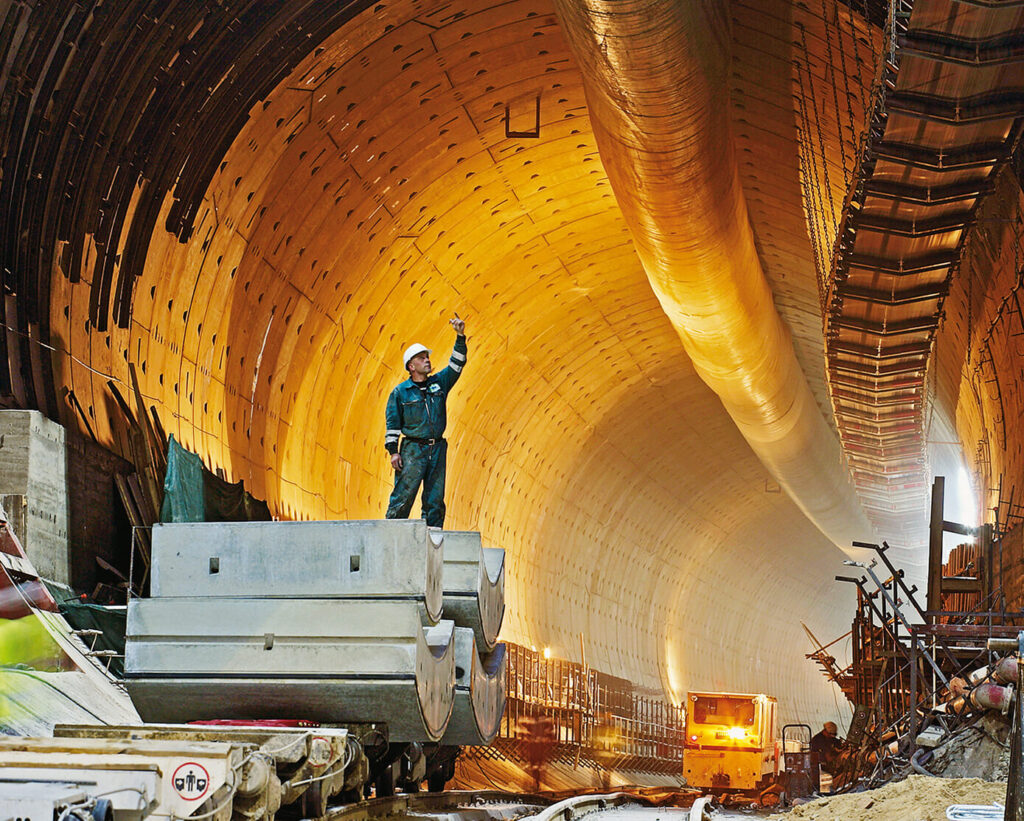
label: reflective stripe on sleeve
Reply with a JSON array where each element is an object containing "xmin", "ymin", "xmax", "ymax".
[
  {"xmin": 448, "ymin": 361, "xmax": 463, "ymax": 372},
  {"xmin": 451, "ymin": 351, "xmax": 466, "ymax": 364}
]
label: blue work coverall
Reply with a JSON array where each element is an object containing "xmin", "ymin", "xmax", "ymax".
[{"xmin": 384, "ymin": 336, "xmax": 467, "ymax": 527}]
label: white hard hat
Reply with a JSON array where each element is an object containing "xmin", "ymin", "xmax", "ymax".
[{"xmin": 403, "ymin": 343, "xmax": 431, "ymax": 368}]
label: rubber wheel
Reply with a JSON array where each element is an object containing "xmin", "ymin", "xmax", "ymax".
[
  {"xmin": 301, "ymin": 781, "xmax": 329, "ymax": 818},
  {"xmin": 91, "ymin": 800, "xmax": 113, "ymax": 821},
  {"xmin": 374, "ymin": 763, "xmax": 395, "ymax": 798}
]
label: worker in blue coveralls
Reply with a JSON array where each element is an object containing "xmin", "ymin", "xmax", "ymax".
[{"xmin": 384, "ymin": 315, "xmax": 467, "ymax": 528}]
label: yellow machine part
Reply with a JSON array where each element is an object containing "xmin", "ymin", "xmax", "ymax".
[{"xmin": 685, "ymin": 749, "xmax": 775, "ymax": 792}]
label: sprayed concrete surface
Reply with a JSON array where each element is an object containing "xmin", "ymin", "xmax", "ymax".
[{"xmin": 767, "ymin": 776, "xmax": 1005, "ymax": 821}]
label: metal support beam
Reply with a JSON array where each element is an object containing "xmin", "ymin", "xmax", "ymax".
[
  {"xmin": 833, "ymin": 314, "xmax": 939, "ymax": 336},
  {"xmin": 900, "ymin": 30, "xmax": 1024, "ymax": 66},
  {"xmin": 836, "ymin": 574, "xmax": 917, "ymax": 670},
  {"xmin": 837, "ymin": 282, "xmax": 947, "ymax": 306},
  {"xmin": 988, "ymin": 632, "xmax": 1024, "ymax": 821},
  {"xmin": 843, "ymin": 432, "xmax": 924, "ymax": 451},
  {"xmin": 846, "ymin": 437, "xmax": 924, "ymax": 458},
  {"xmin": 832, "ymin": 340, "xmax": 932, "ymax": 360},
  {"xmin": 837, "ymin": 419, "xmax": 919, "ymax": 437},
  {"xmin": 874, "ymin": 139, "xmax": 1006, "ymax": 171},
  {"xmin": 952, "ymin": 0, "xmax": 1024, "ymax": 6},
  {"xmin": 830, "ymin": 374, "xmax": 923, "ymax": 393},
  {"xmin": 928, "ymin": 476, "xmax": 944, "ymax": 620},
  {"xmin": 853, "ymin": 211, "xmax": 975, "ymax": 238},
  {"xmin": 836, "ymin": 404, "xmax": 920, "ymax": 422},
  {"xmin": 943, "ymin": 519, "xmax": 978, "ymax": 537},
  {"xmin": 831, "ymin": 359, "xmax": 928, "ymax": 377},
  {"xmin": 849, "ymin": 559, "xmax": 950, "ymax": 687},
  {"xmin": 863, "ymin": 177, "xmax": 993, "ymax": 204},
  {"xmin": 850, "ymin": 463, "xmax": 927, "ymax": 480},
  {"xmin": 846, "ymin": 250, "xmax": 960, "ymax": 276},
  {"xmin": 888, "ymin": 89, "xmax": 1024, "ymax": 123},
  {"xmin": 833, "ymin": 389, "xmax": 923, "ymax": 407}
]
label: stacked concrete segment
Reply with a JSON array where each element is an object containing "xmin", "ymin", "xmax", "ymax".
[
  {"xmin": 440, "ymin": 530, "xmax": 504, "ymax": 651},
  {"xmin": 126, "ymin": 520, "xmax": 455, "ymax": 741},
  {"xmin": 125, "ymin": 520, "xmax": 507, "ymax": 746},
  {"xmin": 440, "ymin": 627, "xmax": 506, "ymax": 746},
  {"xmin": 434, "ymin": 530, "xmax": 507, "ymax": 745},
  {"xmin": 150, "ymin": 519, "xmax": 444, "ymax": 622},
  {"xmin": 126, "ymin": 598, "xmax": 456, "ymax": 738}
]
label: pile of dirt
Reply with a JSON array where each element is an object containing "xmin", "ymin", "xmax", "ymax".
[{"xmin": 765, "ymin": 775, "xmax": 1004, "ymax": 821}]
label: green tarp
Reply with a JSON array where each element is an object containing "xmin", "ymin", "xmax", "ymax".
[
  {"xmin": 56, "ymin": 600, "xmax": 126, "ymax": 677},
  {"xmin": 160, "ymin": 435, "xmax": 272, "ymax": 524}
]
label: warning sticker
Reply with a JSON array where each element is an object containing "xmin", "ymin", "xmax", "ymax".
[{"xmin": 172, "ymin": 761, "xmax": 211, "ymax": 801}]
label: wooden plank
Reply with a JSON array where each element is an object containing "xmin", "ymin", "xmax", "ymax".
[
  {"xmin": 941, "ymin": 576, "xmax": 983, "ymax": 594},
  {"xmin": 63, "ymin": 386, "xmax": 98, "ymax": 442},
  {"xmin": 126, "ymin": 472, "xmax": 155, "ymax": 526},
  {"xmin": 149, "ymin": 405, "xmax": 168, "ymax": 471},
  {"xmin": 129, "ymin": 361, "xmax": 162, "ymax": 471},
  {"xmin": 106, "ymin": 380, "xmax": 138, "ymax": 428}
]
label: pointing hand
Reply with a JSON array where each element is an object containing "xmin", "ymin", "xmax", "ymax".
[{"xmin": 449, "ymin": 314, "xmax": 465, "ymax": 336}]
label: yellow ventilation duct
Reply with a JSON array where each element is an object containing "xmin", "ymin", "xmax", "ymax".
[{"xmin": 552, "ymin": 0, "xmax": 874, "ymax": 551}]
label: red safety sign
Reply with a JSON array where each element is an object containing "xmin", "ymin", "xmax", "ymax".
[{"xmin": 172, "ymin": 761, "xmax": 211, "ymax": 801}]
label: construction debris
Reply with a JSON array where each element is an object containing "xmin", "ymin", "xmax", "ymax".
[
  {"xmin": 766, "ymin": 775, "xmax": 1004, "ymax": 821},
  {"xmin": 806, "ymin": 503, "xmax": 1024, "ymax": 791},
  {"xmin": 925, "ymin": 716, "xmax": 1010, "ymax": 781}
]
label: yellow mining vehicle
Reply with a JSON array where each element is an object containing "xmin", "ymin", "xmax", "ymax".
[{"xmin": 683, "ymin": 691, "xmax": 779, "ymax": 792}]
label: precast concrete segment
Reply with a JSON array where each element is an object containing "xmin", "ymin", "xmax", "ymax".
[
  {"xmin": 125, "ymin": 598, "xmax": 456, "ymax": 741},
  {"xmin": 441, "ymin": 530, "xmax": 505, "ymax": 652},
  {"xmin": 439, "ymin": 627, "xmax": 506, "ymax": 746},
  {"xmin": 150, "ymin": 519, "xmax": 443, "ymax": 623},
  {"xmin": 550, "ymin": 0, "xmax": 876, "ymax": 554}
]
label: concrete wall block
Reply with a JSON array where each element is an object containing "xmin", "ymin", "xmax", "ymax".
[{"xmin": 0, "ymin": 410, "xmax": 69, "ymax": 584}]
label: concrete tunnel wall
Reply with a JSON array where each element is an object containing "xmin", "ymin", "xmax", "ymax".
[{"xmin": 2, "ymin": 0, "xmax": 867, "ymax": 727}]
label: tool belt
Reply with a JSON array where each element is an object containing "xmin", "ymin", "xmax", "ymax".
[{"xmin": 402, "ymin": 436, "xmax": 444, "ymax": 446}]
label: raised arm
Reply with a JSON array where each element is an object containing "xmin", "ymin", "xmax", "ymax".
[{"xmin": 436, "ymin": 320, "xmax": 467, "ymax": 391}]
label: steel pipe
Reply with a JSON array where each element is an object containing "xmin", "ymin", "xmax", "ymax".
[
  {"xmin": 551, "ymin": 0, "xmax": 874, "ymax": 553},
  {"xmin": 969, "ymin": 683, "xmax": 1014, "ymax": 714}
]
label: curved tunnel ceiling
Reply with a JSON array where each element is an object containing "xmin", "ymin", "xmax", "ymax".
[
  {"xmin": 0, "ymin": 0, "xmax": 897, "ymax": 722},
  {"xmin": 551, "ymin": 0, "xmax": 876, "ymax": 557}
]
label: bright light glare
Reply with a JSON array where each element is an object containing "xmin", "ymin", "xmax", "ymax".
[
  {"xmin": 542, "ymin": 647, "xmax": 551, "ymax": 660},
  {"xmin": 957, "ymin": 465, "xmax": 979, "ymax": 530},
  {"xmin": 726, "ymin": 726, "xmax": 745, "ymax": 739}
]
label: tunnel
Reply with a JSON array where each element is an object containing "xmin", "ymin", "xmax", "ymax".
[{"xmin": 3, "ymin": 0, "xmax": 1024, "ymax": 739}]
